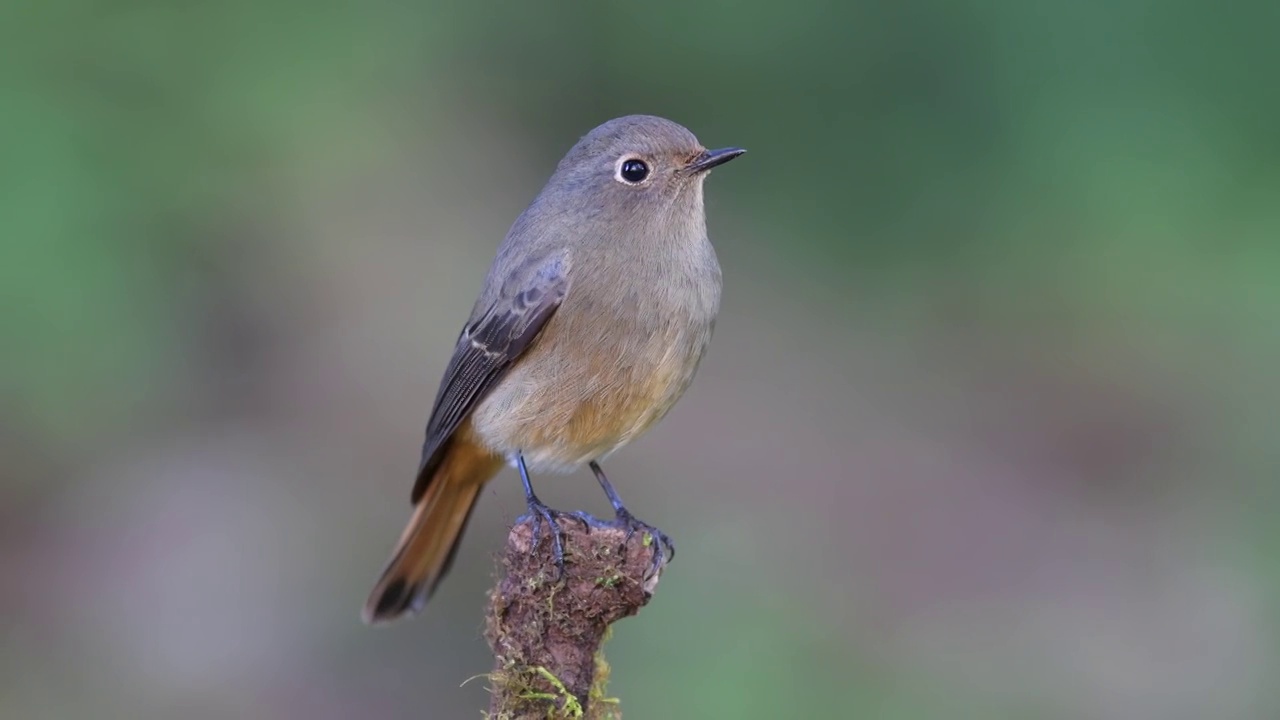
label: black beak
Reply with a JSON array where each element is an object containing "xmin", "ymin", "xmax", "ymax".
[{"xmin": 687, "ymin": 147, "xmax": 746, "ymax": 173}]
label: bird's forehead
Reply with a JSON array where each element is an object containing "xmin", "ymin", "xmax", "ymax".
[{"xmin": 574, "ymin": 115, "xmax": 703, "ymax": 158}]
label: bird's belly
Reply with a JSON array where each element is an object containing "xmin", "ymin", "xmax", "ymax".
[{"xmin": 470, "ymin": 328, "xmax": 708, "ymax": 474}]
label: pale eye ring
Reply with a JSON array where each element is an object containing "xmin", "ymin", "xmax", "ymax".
[{"xmin": 615, "ymin": 156, "xmax": 650, "ymax": 184}]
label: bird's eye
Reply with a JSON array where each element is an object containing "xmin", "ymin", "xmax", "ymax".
[{"xmin": 616, "ymin": 157, "xmax": 650, "ymax": 184}]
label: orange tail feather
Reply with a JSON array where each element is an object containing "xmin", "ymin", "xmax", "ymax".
[{"xmin": 363, "ymin": 435, "xmax": 502, "ymax": 624}]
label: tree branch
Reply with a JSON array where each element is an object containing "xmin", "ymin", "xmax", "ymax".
[{"xmin": 484, "ymin": 515, "xmax": 667, "ymax": 719}]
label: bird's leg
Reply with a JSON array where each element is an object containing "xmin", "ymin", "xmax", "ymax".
[
  {"xmin": 516, "ymin": 453, "xmax": 586, "ymax": 578},
  {"xmin": 588, "ymin": 461, "xmax": 675, "ymax": 570}
]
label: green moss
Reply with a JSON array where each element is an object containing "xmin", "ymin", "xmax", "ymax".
[
  {"xmin": 482, "ymin": 665, "xmax": 588, "ymax": 719},
  {"xmin": 595, "ymin": 569, "xmax": 623, "ymax": 588},
  {"xmin": 526, "ymin": 666, "xmax": 584, "ymax": 718},
  {"xmin": 588, "ymin": 628, "xmax": 620, "ymax": 719}
]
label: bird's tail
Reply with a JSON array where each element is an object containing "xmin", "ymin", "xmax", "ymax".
[{"xmin": 362, "ymin": 437, "xmax": 503, "ymax": 624}]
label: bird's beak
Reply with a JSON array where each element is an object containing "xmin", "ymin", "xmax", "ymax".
[{"xmin": 686, "ymin": 147, "xmax": 746, "ymax": 173}]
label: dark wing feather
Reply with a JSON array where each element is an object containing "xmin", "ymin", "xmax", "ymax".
[{"xmin": 410, "ymin": 253, "xmax": 569, "ymax": 503}]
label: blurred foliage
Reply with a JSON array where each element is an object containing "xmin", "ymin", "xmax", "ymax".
[{"xmin": 3, "ymin": 0, "xmax": 1278, "ymax": 718}]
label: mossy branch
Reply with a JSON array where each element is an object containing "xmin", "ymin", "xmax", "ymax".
[{"xmin": 483, "ymin": 516, "xmax": 667, "ymax": 719}]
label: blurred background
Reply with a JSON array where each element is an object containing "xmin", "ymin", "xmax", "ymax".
[{"xmin": 3, "ymin": 1, "xmax": 1278, "ymax": 718}]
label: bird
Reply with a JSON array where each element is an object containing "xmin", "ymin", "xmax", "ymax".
[{"xmin": 363, "ymin": 114, "xmax": 745, "ymax": 624}]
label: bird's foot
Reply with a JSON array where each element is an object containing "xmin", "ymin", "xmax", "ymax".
[
  {"xmin": 520, "ymin": 496, "xmax": 589, "ymax": 579},
  {"xmin": 611, "ymin": 508, "xmax": 674, "ymax": 576},
  {"xmin": 584, "ymin": 461, "xmax": 674, "ymax": 574}
]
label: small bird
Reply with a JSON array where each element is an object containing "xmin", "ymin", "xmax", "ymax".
[{"xmin": 363, "ymin": 115, "xmax": 744, "ymax": 624}]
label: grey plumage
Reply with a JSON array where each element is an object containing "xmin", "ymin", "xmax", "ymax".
[{"xmin": 364, "ymin": 114, "xmax": 744, "ymax": 623}]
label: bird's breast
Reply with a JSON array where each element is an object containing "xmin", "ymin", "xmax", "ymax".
[{"xmin": 471, "ymin": 250, "xmax": 720, "ymax": 472}]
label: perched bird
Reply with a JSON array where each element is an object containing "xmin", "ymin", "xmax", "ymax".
[{"xmin": 363, "ymin": 115, "xmax": 744, "ymax": 623}]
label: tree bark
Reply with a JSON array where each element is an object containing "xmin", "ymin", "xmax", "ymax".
[{"xmin": 484, "ymin": 515, "xmax": 667, "ymax": 719}]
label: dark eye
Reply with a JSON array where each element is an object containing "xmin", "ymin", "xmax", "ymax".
[{"xmin": 618, "ymin": 158, "xmax": 649, "ymax": 184}]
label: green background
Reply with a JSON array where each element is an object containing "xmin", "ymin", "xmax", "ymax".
[{"xmin": 3, "ymin": 1, "xmax": 1277, "ymax": 718}]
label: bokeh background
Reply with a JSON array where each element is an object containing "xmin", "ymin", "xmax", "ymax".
[{"xmin": 4, "ymin": 1, "xmax": 1278, "ymax": 718}]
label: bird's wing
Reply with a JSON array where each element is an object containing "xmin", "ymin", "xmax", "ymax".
[{"xmin": 410, "ymin": 251, "xmax": 570, "ymax": 503}]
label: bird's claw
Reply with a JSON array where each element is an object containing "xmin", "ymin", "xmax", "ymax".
[
  {"xmin": 613, "ymin": 509, "xmax": 674, "ymax": 574},
  {"xmin": 521, "ymin": 500, "xmax": 589, "ymax": 579}
]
